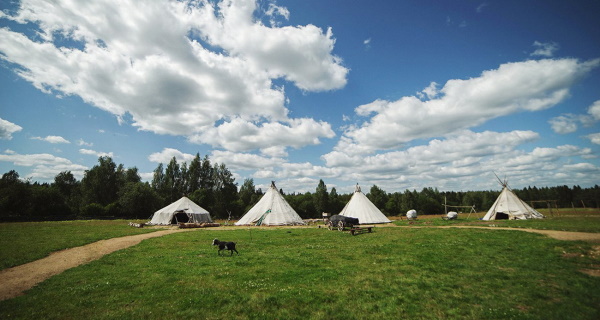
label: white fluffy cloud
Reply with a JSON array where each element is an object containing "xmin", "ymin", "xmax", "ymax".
[
  {"xmin": 325, "ymin": 130, "xmax": 538, "ymax": 168},
  {"xmin": 195, "ymin": 0, "xmax": 348, "ymax": 92},
  {"xmin": 340, "ymin": 58, "xmax": 599, "ymax": 153},
  {"xmin": 531, "ymin": 41, "xmax": 559, "ymax": 57},
  {"xmin": 0, "ymin": 118, "xmax": 22, "ymax": 140},
  {"xmin": 0, "ymin": 0, "xmax": 347, "ymax": 151},
  {"xmin": 549, "ymin": 100, "xmax": 600, "ymax": 134},
  {"xmin": 0, "ymin": 150, "xmax": 87, "ymax": 180},
  {"xmin": 260, "ymin": 146, "xmax": 288, "ymax": 158},
  {"xmin": 588, "ymin": 100, "xmax": 600, "ymax": 120},
  {"xmin": 549, "ymin": 115, "xmax": 581, "ymax": 134},
  {"xmin": 416, "ymin": 82, "xmax": 439, "ymax": 100},
  {"xmin": 254, "ymin": 161, "xmax": 341, "ymax": 183},
  {"xmin": 586, "ymin": 133, "xmax": 600, "ymax": 145},
  {"xmin": 148, "ymin": 148, "xmax": 196, "ymax": 164},
  {"xmin": 31, "ymin": 135, "xmax": 71, "ymax": 144},
  {"xmin": 79, "ymin": 149, "xmax": 114, "ymax": 158},
  {"xmin": 210, "ymin": 150, "xmax": 285, "ymax": 170},
  {"xmin": 191, "ymin": 117, "xmax": 335, "ymax": 152},
  {"xmin": 259, "ymin": 130, "xmax": 594, "ymax": 192},
  {"xmin": 77, "ymin": 139, "xmax": 93, "ymax": 147}
]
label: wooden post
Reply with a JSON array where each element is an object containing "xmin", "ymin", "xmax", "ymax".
[{"xmin": 444, "ymin": 196, "xmax": 447, "ymax": 216}]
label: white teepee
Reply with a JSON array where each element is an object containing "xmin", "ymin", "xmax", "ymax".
[
  {"xmin": 482, "ymin": 178, "xmax": 544, "ymax": 220},
  {"xmin": 338, "ymin": 184, "xmax": 391, "ymax": 224},
  {"xmin": 149, "ymin": 196, "xmax": 213, "ymax": 225},
  {"xmin": 235, "ymin": 182, "xmax": 306, "ymax": 226}
]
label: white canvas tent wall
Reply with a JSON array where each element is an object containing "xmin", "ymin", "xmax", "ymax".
[
  {"xmin": 235, "ymin": 182, "xmax": 306, "ymax": 226},
  {"xmin": 482, "ymin": 181, "xmax": 545, "ymax": 220},
  {"xmin": 338, "ymin": 184, "xmax": 391, "ymax": 224},
  {"xmin": 149, "ymin": 196, "xmax": 213, "ymax": 225}
]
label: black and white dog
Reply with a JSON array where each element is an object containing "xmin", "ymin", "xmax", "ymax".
[{"xmin": 212, "ymin": 238, "xmax": 239, "ymax": 256}]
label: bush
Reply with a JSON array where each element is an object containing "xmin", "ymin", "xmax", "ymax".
[{"xmin": 80, "ymin": 203, "xmax": 105, "ymax": 218}]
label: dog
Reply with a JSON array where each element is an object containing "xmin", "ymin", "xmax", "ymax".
[{"xmin": 212, "ymin": 238, "xmax": 239, "ymax": 256}]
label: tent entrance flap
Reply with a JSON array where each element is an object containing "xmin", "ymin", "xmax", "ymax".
[
  {"xmin": 255, "ymin": 209, "xmax": 271, "ymax": 226},
  {"xmin": 495, "ymin": 212, "xmax": 509, "ymax": 220},
  {"xmin": 172, "ymin": 211, "xmax": 190, "ymax": 224}
]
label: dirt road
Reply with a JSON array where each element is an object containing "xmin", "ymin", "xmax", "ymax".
[
  {"xmin": 421, "ymin": 225, "xmax": 600, "ymax": 242},
  {"xmin": 1, "ymin": 226, "xmax": 598, "ymax": 301},
  {"xmin": 0, "ymin": 229, "xmax": 183, "ymax": 301}
]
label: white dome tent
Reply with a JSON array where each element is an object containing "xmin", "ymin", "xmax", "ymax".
[
  {"xmin": 338, "ymin": 184, "xmax": 391, "ymax": 224},
  {"xmin": 235, "ymin": 181, "xmax": 306, "ymax": 226},
  {"xmin": 149, "ymin": 196, "xmax": 213, "ymax": 225}
]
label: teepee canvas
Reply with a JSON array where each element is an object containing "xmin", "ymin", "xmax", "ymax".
[
  {"xmin": 338, "ymin": 184, "xmax": 391, "ymax": 224},
  {"xmin": 482, "ymin": 178, "xmax": 544, "ymax": 220},
  {"xmin": 235, "ymin": 182, "xmax": 306, "ymax": 226},
  {"xmin": 149, "ymin": 196, "xmax": 213, "ymax": 225}
]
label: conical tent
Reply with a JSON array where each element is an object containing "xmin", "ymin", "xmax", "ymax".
[
  {"xmin": 482, "ymin": 182, "xmax": 545, "ymax": 220},
  {"xmin": 338, "ymin": 184, "xmax": 391, "ymax": 224},
  {"xmin": 235, "ymin": 182, "xmax": 306, "ymax": 226},
  {"xmin": 149, "ymin": 196, "xmax": 213, "ymax": 225}
]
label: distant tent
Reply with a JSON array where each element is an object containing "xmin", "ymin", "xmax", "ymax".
[
  {"xmin": 149, "ymin": 197, "xmax": 213, "ymax": 225},
  {"xmin": 338, "ymin": 184, "xmax": 391, "ymax": 224},
  {"xmin": 482, "ymin": 177, "xmax": 545, "ymax": 221},
  {"xmin": 235, "ymin": 182, "xmax": 306, "ymax": 226}
]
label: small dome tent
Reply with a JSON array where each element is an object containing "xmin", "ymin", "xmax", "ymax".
[{"xmin": 149, "ymin": 197, "xmax": 213, "ymax": 225}]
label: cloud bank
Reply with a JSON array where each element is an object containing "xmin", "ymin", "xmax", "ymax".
[
  {"xmin": 1, "ymin": 1, "xmax": 597, "ymax": 192},
  {"xmin": 0, "ymin": 150, "xmax": 87, "ymax": 180},
  {"xmin": 0, "ymin": 0, "xmax": 347, "ymax": 152},
  {"xmin": 0, "ymin": 118, "xmax": 22, "ymax": 140},
  {"xmin": 337, "ymin": 58, "xmax": 599, "ymax": 154}
]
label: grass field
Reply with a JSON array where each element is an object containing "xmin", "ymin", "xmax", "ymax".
[
  {"xmin": 1, "ymin": 215, "xmax": 599, "ymax": 319},
  {"xmin": 0, "ymin": 220, "xmax": 157, "ymax": 270},
  {"xmin": 393, "ymin": 209, "xmax": 600, "ymax": 233}
]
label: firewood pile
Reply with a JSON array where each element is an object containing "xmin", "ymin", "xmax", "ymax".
[
  {"xmin": 178, "ymin": 222, "xmax": 220, "ymax": 229},
  {"xmin": 128, "ymin": 222, "xmax": 145, "ymax": 228}
]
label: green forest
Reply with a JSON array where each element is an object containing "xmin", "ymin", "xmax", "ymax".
[{"xmin": 1, "ymin": 155, "xmax": 598, "ymax": 222}]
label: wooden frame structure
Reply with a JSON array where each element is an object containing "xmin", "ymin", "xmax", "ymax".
[
  {"xmin": 443, "ymin": 197, "xmax": 478, "ymax": 219},
  {"xmin": 529, "ymin": 200, "xmax": 559, "ymax": 216}
]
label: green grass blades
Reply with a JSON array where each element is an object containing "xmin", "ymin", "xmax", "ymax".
[
  {"xmin": 475, "ymin": 216, "xmax": 600, "ymax": 233},
  {"xmin": 393, "ymin": 209, "xmax": 600, "ymax": 233},
  {"xmin": 1, "ymin": 227, "xmax": 598, "ymax": 319},
  {"xmin": 0, "ymin": 220, "xmax": 159, "ymax": 269}
]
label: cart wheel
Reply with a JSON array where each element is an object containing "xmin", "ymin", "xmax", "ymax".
[
  {"xmin": 337, "ymin": 221, "xmax": 345, "ymax": 231},
  {"xmin": 327, "ymin": 221, "xmax": 333, "ymax": 230}
]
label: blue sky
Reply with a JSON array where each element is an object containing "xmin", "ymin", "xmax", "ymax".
[{"xmin": 1, "ymin": 0, "xmax": 599, "ymax": 194}]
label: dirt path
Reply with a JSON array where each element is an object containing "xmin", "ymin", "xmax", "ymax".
[
  {"xmin": 412, "ymin": 225, "xmax": 600, "ymax": 242},
  {"xmin": 0, "ymin": 229, "xmax": 183, "ymax": 301},
  {"xmin": 1, "ymin": 225, "xmax": 599, "ymax": 301}
]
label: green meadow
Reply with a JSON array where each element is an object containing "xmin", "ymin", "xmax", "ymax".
[
  {"xmin": 0, "ymin": 215, "xmax": 599, "ymax": 319},
  {"xmin": 393, "ymin": 209, "xmax": 600, "ymax": 233},
  {"xmin": 0, "ymin": 220, "xmax": 156, "ymax": 270}
]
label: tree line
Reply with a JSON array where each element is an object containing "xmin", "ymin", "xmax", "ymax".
[{"xmin": 0, "ymin": 155, "xmax": 598, "ymax": 222}]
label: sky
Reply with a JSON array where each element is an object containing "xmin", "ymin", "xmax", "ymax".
[{"xmin": 0, "ymin": 0, "xmax": 599, "ymax": 194}]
